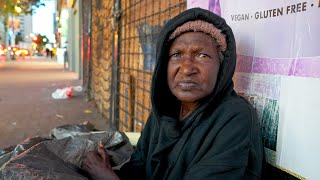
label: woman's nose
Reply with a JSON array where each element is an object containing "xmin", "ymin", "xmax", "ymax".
[{"xmin": 179, "ymin": 56, "xmax": 197, "ymax": 75}]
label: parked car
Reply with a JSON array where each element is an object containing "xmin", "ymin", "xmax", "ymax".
[
  {"xmin": 34, "ymin": 50, "xmax": 45, "ymax": 56},
  {"xmin": 16, "ymin": 48, "xmax": 31, "ymax": 57},
  {"xmin": 0, "ymin": 45, "xmax": 6, "ymax": 56},
  {"xmin": 10, "ymin": 46, "xmax": 19, "ymax": 56}
]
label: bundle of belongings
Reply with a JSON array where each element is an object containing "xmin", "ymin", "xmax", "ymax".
[{"xmin": 0, "ymin": 122, "xmax": 134, "ymax": 179}]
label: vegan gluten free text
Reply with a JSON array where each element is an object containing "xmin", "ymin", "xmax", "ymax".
[{"xmin": 231, "ymin": 1, "xmax": 318, "ymax": 21}]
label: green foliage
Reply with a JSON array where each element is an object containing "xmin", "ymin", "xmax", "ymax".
[
  {"xmin": 32, "ymin": 34, "xmax": 48, "ymax": 51},
  {"xmin": 0, "ymin": 0, "xmax": 45, "ymax": 16},
  {"xmin": 0, "ymin": 0, "xmax": 45, "ymax": 32},
  {"xmin": 0, "ymin": 0, "xmax": 45, "ymax": 50}
]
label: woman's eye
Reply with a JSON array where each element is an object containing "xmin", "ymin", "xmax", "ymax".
[
  {"xmin": 196, "ymin": 53, "xmax": 211, "ymax": 63},
  {"xmin": 172, "ymin": 53, "xmax": 181, "ymax": 57},
  {"xmin": 197, "ymin": 53, "xmax": 207, "ymax": 58},
  {"xmin": 170, "ymin": 53, "xmax": 181, "ymax": 59}
]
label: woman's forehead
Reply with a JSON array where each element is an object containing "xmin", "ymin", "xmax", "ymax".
[{"xmin": 170, "ymin": 32, "xmax": 218, "ymax": 49}]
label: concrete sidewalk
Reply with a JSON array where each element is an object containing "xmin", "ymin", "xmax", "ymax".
[{"xmin": 0, "ymin": 58, "xmax": 108, "ymax": 147}]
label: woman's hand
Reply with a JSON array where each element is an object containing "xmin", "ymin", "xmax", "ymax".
[{"xmin": 81, "ymin": 144, "xmax": 120, "ymax": 180}]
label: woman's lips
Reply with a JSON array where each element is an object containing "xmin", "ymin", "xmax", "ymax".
[{"xmin": 177, "ymin": 81, "xmax": 197, "ymax": 90}]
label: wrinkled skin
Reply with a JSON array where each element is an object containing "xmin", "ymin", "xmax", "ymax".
[
  {"xmin": 81, "ymin": 145, "xmax": 120, "ymax": 180},
  {"xmin": 167, "ymin": 32, "xmax": 220, "ymax": 119}
]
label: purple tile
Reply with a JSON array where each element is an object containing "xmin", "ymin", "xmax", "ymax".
[{"xmin": 236, "ymin": 55, "xmax": 320, "ymax": 78}]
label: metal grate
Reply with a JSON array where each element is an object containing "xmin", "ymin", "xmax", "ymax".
[
  {"xmin": 81, "ymin": 0, "xmax": 91, "ymax": 93},
  {"xmin": 117, "ymin": 0, "xmax": 186, "ymax": 132}
]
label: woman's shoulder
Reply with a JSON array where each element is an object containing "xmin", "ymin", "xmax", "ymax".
[
  {"xmin": 203, "ymin": 94, "xmax": 258, "ymax": 130},
  {"xmin": 219, "ymin": 94, "xmax": 256, "ymax": 115}
]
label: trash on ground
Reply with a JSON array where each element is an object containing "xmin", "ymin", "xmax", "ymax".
[
  {"xmin": 56, "ymin": 114, "xmax": 64, "ymax": 118},
  {"xmin": 51, "ymin": 85, "xmax": 83, "ymax": 99},
  {"xmin": 0, "ymin": 122, "xmax": 134, "ymax": 179},
  {"xmin": 88, "ymin": 101, "xmax": 96, "ymax": 107},
  {"xmin": 83, "ymin": 109, "xmax": 92, "ymax": 114}
]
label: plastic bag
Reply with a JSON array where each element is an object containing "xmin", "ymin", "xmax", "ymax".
[
  {"xmin": 51, "ymin": 86, "xmax": 83, "ymax": 99},
  {"xmin": 0, "ymin": 123, "xmax": 134, "ymax": 179}
]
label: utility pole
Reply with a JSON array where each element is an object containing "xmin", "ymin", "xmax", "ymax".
[
  {"xmin": 4, "ymin": 15, "xmax": 10, "ymax": 61},
  {"xmin": 10, "ymin": 14, "xmax": 16, "ymax": 60}
]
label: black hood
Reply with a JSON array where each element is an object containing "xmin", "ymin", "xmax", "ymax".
[{"xmin": 151, "ymin": 8, "xmax": 237, "ymax": 118}]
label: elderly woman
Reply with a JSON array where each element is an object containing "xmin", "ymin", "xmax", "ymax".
[{"xmin": 81, "ymin": 8, "xmax": 264, "ymax": 180}]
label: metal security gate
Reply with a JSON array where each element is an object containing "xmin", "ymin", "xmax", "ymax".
[
  {"xmin": 81, "ymin": 0, "xmax": 91, "ymax": 92},
  {"xmin": 115, "ymin": 0, "xmax": 186, "ymax": 132}
]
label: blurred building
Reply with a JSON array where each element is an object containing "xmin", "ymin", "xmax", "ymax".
[
  {"xmin": 6, "ymin": 13, "xmax": 33, "ymax": 48},
  {"xmin": 56, "ymin": 0, "xmax": 80, "ymax": 76},
  {"xmin": 0, "ymin": 14, "xmax": 32, "ymax": 50},
  {"xmin": 0, "ymin": 19, "xmax": 5, "ymax": 45},
  {"xmin": 17, "ymin": 14, "xmax": 33, "ymax": 43}
]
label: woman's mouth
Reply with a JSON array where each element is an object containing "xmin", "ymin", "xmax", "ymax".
[{"xmin": 177, "ymin": 81, "xmax": 197, "ymax": 90}]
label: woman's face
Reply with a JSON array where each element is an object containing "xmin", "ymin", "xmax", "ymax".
[{"xmin": 167, "ymin": 32, "xmax": 220, "ymax": 103}]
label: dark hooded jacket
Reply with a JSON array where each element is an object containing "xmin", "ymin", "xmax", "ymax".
[{"xmin": 118, "ymin": 8, "xmax": 264, "ymax": 180}]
